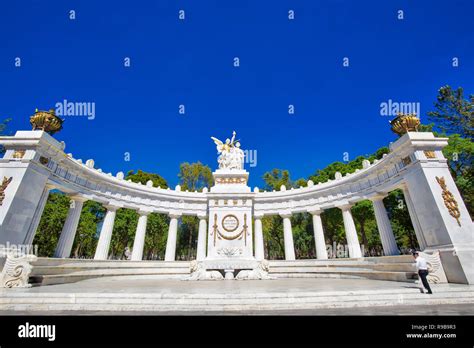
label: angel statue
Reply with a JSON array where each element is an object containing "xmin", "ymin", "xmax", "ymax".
[{"xmin": 211, "ymin": 131, "xmax": 245, "ymax": 170}]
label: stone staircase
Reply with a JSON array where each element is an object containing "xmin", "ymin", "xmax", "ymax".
[
  {"xmin": 28, "ymin": 255, "xmax": 417, "ymax": 286},
  {"xmin": 29, "ymin": 258, "xmax": 191, "ymax": 286},
  {"xmin": 269, "ymin": 255, "xmax": 418, "ymax": 282},
  {"xmin": 2, "ymin": 283, "xmax": 473, "ymax": 313}
]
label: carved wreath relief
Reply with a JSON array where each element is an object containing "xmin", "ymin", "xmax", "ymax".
[
  {"xmin": 211, "ymin": 213, "xmax": 250, "ymax": 247},
  {"xmin": 436, "ymin": 176, "xmax": 461, "ymax": 226}
]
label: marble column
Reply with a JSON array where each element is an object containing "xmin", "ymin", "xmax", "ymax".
[
  {"xmin": 94, "ymin": 205, "xmax": 118, "ymax": 260},
  {"xmin": 254, "ymin": 215, "xmax": 265, "ymax": 261},
  {"xmin": 23, "ymin": 184, "xmax": 54, "ymax": 246},
  {"xmin": 165, "ymin": 214, "xmax": 180, "ymax": 261},
  {"xmin": 131, "ymin": 210, "xmax": 150, "ymax": 261},
  {"xmin": 54, "ymin": 196, "xmax": 87, "ymax": 258},
  {"xmin": 196, "ymin": 215, "xmax": 207, "ymax": 261},
  {"xmin": 339, "ymin": 204, "xmax": 362, "ymax": 258},
  {"xmin": 309, "ymin": 209, "xmax": 328, "ymax": 260},
  {"xmin": 402, "ymin": 186, "xmax": 427, "ymax": 250},
  {"xmin": 280, "ymin": 213, "xmax": 296, "ymax": 260},
  {"xmin": 371, "ymin": 196, "xmax": 400, "ymax": 256}
]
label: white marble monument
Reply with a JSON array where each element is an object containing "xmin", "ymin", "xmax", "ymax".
[{"xmin": 0, "ymin": 112, "xmax": 473, "ymax": 285}]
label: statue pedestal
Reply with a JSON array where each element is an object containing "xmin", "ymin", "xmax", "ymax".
[
  {"xmin": 206, "ymin": 168, "xmax": 255, "ymax": 264},
  {"xmin": 210, "ymin": 169, "xmax": 250, "ymax": 193}
]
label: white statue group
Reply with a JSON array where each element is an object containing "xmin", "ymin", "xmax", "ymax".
[{"xmin": 211, "ymin": 131, "xmax": 245, "ymax": 170}]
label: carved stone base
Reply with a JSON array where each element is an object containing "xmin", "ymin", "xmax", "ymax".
[
  {"xmin": 0, "ymin": 251, "xmax": 38, "ymax": 288},
  {"xmin": 183, "ymin": 260, "xmax": 224, "ymax": 281},
  {"xmin": 235, "ymin": 260, "xmax": 274, "ymax": 280},
  {"xmin": 184, "ymin": 259, "xmax": 273, "ymax": 281},
  {"xmin": 419, "ymin": 251, "xmax": 448, "ymax": 284}
]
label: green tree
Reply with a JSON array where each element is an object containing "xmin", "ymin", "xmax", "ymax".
[
  {"xmin": 126, "ymin": 170, "xmax": 168, "ymax": 188},
  {"xmin": 177, "ymin": 162, "xmax": 213, "ymax": 259},
  {"xmin": 351, "ymin": 201, "xmax": 374, "ymax": 255},
  {"xmin": 143, "ymin": 213, "xmax": 169, "ymax": 259},
  {"xmin": 384, "ymin": 190, "xmax": 419, "ymax": 252},
  {"xmin": 33, "ymin": 192, "xmax": 70, "ymax": 256},
  {"xmin": 126, "ymin": 170, "xmax": 169, "ymax": 260},
  {"xmin": 427, "ymin": 85, "xmax": 473, "ymax": 139},
  {"xmin": 262, "ymin": 169, "xmax": 293, "ymax": 190},
  {"xmin": 71, "ymin": 201, "xmax": 105, "ymax": 258},
  {"xmin": 321, "ymin": 208, "xmax": 345, "ymax": 257},
  {"xmin": 0, "ymin": 118, "xmax": 11, "ymax": 154},
  {"xmin": 110, "ymin": 208, "xmax": 138, "ymax": 259},
  {"xmin": 178, "ymin": 162, "xmax": 213, "ymax": 192},
  {"xmin": 441, "ymin": 134, "xmax": 474, "ymax": 216}
]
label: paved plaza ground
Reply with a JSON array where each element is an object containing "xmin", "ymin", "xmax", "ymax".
[{"xmin": 4, "ymin": 277, "xmax": 427, "ymax": 294}]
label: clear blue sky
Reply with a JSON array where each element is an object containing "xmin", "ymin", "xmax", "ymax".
[{"xmin": 1, "ymin": 0, "xmax": 473, "ymax": 188}]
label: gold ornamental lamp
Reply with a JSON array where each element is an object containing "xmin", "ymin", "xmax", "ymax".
[
  {"xmin": 389, "ymin": 113, "xmax": 420, "ymax": 136},
  {"xmin": 30, "ymin": 108, "xmax": 64, "ymax": 135}
]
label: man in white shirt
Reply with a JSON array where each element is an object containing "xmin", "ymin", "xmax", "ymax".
[{"xmin": 413, "ymin": 251, "xmax": 433, "ymax": 294}]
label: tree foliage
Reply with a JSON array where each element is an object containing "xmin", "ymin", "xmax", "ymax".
[
  {"xmin": 427, "ymin": 85, "xmax": 473, "ymax": 139},
  {"xmin": 177, "ymin": 162, "xmax": 214, "ymax": 259},
  {"xmin": 126, "ymin": 169, "xmax": 168, "ymax": 188}
]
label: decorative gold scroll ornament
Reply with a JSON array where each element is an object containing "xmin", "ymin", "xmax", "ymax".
[
  {"xmin": 215, "ymin": 177, "xmax": 247, "ymax": 185},
  {"xmin": 0, "ymin": 176, "xmax": 13, "ymax": 206},
  {"xmin": 212, "ymin": 214, "xmax": 218, "ymax": 246},
  {"xmin": 436, "ymin": 176, "xmax": 461, "ymax": 226},
  {"xmin": 12, "ymin": 150, "xmax": 25, "ymax": 159},
  {"xmin": 424, "ymin": 151, "xmax": 436, "ymax": 159}
]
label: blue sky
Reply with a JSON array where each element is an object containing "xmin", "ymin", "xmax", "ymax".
[{"xmin": 1, "ymin": 0, "xmax": 473, "ymax": 188}]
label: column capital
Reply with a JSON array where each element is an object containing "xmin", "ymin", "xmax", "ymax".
[
  {"xmin": 368, "ymin": 193, "xmax": 387, "ymax": 202},
  {"xmin": 137, "ymin": 209, "xmax": 152, "ymax": 216},
  {"xmin": 68, "ymin": 194, "xmax": 88, "ymax": 203},
  {"xmin": 103, "ymin": 204, "xmax": 120, "ymax": 212},
  {"xmin": 279, "ymin": 212, "xmax": 292, "ymax": 219},
  {"xmin": 197, "ymin": 213, "xmax": 207, "ymax": 220},
  {"xmin": 254, "ymin": 213, "xmax": 264, "ymax": 219},
  {"xmin": 336, "ymin": 202, "xmax": 353, "ymax": 211},
  {"xmin": 169, "ymin": 212, "xmax": 182, "ymax": 219},
  {"xmin": 45, "ymin": 182, "xmax": 57, "ymax": 190},
  {"xmin": 308, "ymin": 207, "xmax": 323, "ymax": 216}
]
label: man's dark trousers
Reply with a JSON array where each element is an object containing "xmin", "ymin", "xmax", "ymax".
[{"xmin": 418, "ymin": 270, "xmax": 433, "ymax": 293}]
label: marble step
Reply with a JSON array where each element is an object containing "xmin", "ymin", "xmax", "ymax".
[
  {"xmin": 270, "ymin": 263, "xmax": 416, "ymax": 272},
  {"xmin": 31, "ymin": 265, "xmax": 191, "ymax": 276},
  {"xmin": 30, "ymin": 269, "xmax": 190, "ymax": 286},
  {"xmin": 32, "ymin": 258, "xmax": 190, "ymax": 268},
  {"xmin": 272, "ymin": 271, "xmax": 416, "ymax": 282}
]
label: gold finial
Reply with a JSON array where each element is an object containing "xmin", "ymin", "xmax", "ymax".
[
  {"xmin": 389, "ymin": 112, "xmax": 420, "ymax": 135},
  {"xmin": 30, "ymin": 108, "xmax": 63, "ymax": 135}
]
